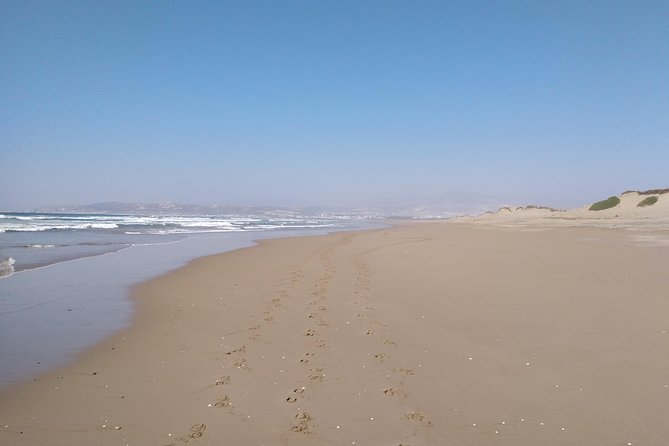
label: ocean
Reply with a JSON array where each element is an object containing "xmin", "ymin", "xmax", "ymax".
[
  {"xmin": 0, "ymin": 212, "xmax": 355, "ymax": 277},
  {"xmin": 0, "ymin": 212, "xmax": 374, "ymax": 389}
]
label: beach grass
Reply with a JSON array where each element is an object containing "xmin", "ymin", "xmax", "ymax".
[
  {"xmin": 637, "ymin": 196, "xmax": 658, "ymax": 207},
  {"xmin": 589, "ymin": 196, "xmax": 621, "ymax": 211}
]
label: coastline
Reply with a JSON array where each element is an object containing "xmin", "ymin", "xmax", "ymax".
[
  {"xmin": 0, "ymin": 225, "xmax": 375, "ymax": 389},
  {"xmin": 1, "ymin": 221, "xmax": 669, "ymax": 445}
]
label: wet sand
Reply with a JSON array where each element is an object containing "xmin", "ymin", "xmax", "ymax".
[{"xmin": 1, "ymin": 222, "xmax": 668, "ymax": 445}]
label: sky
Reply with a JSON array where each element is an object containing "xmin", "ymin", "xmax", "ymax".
[{"xmin": 1, "ymin": 0, "xmax": 668, "ymax": 210}]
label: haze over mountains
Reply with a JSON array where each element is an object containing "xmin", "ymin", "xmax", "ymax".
[
  {"xmin": 30, "ymin": 192, "xmax": 507, "ymax": 219},
  {"xmin": 24, "ymin": 188, "xmax": 669, "ymax": 221}
]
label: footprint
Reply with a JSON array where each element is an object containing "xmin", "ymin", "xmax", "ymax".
[
  {"xmin": 304, "ymin": 329, "xmax": 316, "ymax": 337},
  {"xmin": 214, "ymin": 395, "xmax": 231, "ymax": 407},
  {"xmin": 373, "ymin": 353, "xmax": 388, "ymax": 362},
  {"xmin": 383, "ymin": 339, "xmax": 397, "ymax": 346},
  {"xmin": 383, "ymin": 387, "xmax": 407, "ymax": 398},
  {"xmin": 215, "ymin": 376, "xmax": 231, "ymax": 386},
  {"xmin": 234, "ymin": 358, "xmax": 249, "ymax": 369},
  {"xmin": 291, "ymin": 411, "xmax": 313, "ymax": 434},
  {"xmin": 286, "ymin": 385, "xmax": 306, "ymax": 403},
  {"xmin": 188, "ymin": 423, "xmax": 206, "ymax": 438},
  {"xmin": 405, "ymin": 412, "xmax": 426, "ymax": 422},
  {"xmin": 225, "ymin": 345, "xmax": 246, "ymax": 355},
  {"xmin": 309, "ymin": 368, "xmax": 325, "ymax": 382},
  {"xmin": 404, "ymin": 412, "xmax": 432, "ymax": 426},
  {"xmin": 393, "ymin": 368, "xmax": 414, "ymax": 375}
]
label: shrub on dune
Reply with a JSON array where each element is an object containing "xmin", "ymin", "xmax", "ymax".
[
  {"xmin": 589, "ymin": 196, "xmax": 621, "ymax": 211},
  {"xmin": 637, "ymin": 196, "xmax": 658, "ymax": 207}
]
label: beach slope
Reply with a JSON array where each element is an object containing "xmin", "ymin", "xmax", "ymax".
[{"xmin": 1, "ymin": 222, "xmax": 669, "ymax": 445}]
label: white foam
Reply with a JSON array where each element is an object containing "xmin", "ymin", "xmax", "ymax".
[
  {"xmin": 0, "ymin": 257, "xmax": 16, "ymax": 279},
  {"xmin": 0, "ymin": 212, "xmax": 349, "ymax": 235},
  {"xmin": 1, "ymin": 223, "xmax": 119, "ymax": 232},
  {"xmin": 90, "ymin": 223, "xmax": 119, "ymax": 229}
]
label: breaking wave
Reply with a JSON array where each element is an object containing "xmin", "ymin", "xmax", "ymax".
[{"xmin": 0, "ymin": 213, "xmax": 342, "ymax": 235}]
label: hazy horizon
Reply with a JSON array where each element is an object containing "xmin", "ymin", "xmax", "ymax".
[
  {"xmin": 2, "ymin": 1, "xmax": 668, "ymax": 212},
  {"xmin": 3, "ymin": 188, "xmax": 660, "ymax": 216}
]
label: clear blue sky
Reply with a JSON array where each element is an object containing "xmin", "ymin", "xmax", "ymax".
[{"xmin": 2, "ymin": 0, "xmax": 668, "ymax": 210}]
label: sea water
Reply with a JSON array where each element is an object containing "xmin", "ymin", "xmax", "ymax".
[
  {"xmin": 0, "ymin": 212, "xmax": 351, "ymax": 275},
  {"xmin": 0, "ymin": 213, "xmax": 374, "ymax": 389}
]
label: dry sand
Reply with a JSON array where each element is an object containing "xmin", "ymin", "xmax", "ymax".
[{"xmin": 1, "ymin": 222, "xmax": 669, "ymax": 445}]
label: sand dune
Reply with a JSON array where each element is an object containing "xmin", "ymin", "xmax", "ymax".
[{"xmin": 458, "ymin": 190, "xmax": 669, "ymax": 230}]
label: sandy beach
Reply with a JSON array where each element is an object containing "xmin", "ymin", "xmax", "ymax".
[
  {"xmin": 4, "ymin": 1, "xmax": 668, "ymax": 444},
  {"xmin": 1, "ymin": 221, "xmax": 669, "ymax": 445}
]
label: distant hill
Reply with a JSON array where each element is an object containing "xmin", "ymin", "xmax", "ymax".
[
  {"xmin": 33, "ymin": 193, "xmax": 505, "ymax": 219},
  {"xmin": 33, "ymin": 202, "xmax": 345, "ymax": 218},
  {"xmin": 36, "ymin": 201, "xmax": 213, "ymax": 215}
]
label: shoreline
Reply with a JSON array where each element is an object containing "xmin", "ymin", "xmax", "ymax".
[
  {"xmin": 1, "ymin": 221, "xmax": 668, "ymax": 445},
  {"xmin": 0, "ymin": 225, "xmax": 377, "ymax": 389}
]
